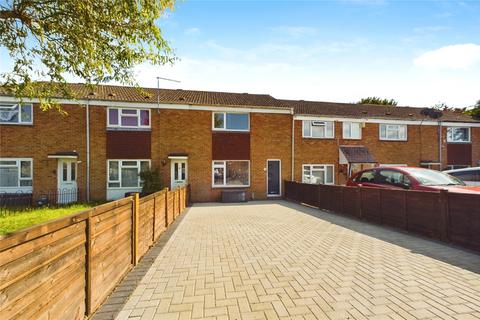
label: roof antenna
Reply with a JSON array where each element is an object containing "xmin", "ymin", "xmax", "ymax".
[{"xmin": 157, "ymin": 76, "xmax": 181, "ymax": 113}]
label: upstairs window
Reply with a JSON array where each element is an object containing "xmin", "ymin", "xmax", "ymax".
[
  {"xmin": 343, "ymin": 122, "xmax": 362, "ymax": 139},
  {"xmin": 108, "ymin": 160, "xmax": 150, "ymax": 188},
  {"xmin": 447, "ymin": 127, "xmax": 470, "ymax": 143},
  {"xmin": 213, "ymin": 112, "xmax": 249, "ymax": 131},
  {"xmin": 0, "ymin": 103, "xmax": 33, "ymax": 125},
  {"xmin": 0, "ymin": 158, "xmax": 33, "ymax": 189},
  {"xmin": 379, "ymin": 124, "xmax": 407, "ymax": 141},
  {"xmin": 303, "ymin": 120, "xmax": 334, "ymax": 138},
  {"xmin": 107, "ymin": 108, "xmax": 150, "ymax": 128}
]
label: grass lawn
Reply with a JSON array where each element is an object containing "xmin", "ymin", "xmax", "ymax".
[{"xmin": 0, "ymin": 203, "xmax": 94, "ymax": 236}]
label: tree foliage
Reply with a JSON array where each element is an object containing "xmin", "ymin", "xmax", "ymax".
[
  {"xmin": 465, "ymin": 100, "xmax": 480, "ymax": 120},
  {"xmin": 357, "ymin": 97, "xmax": 398, "ymax": 106},
  {"xmin": 0, "ymin": 0, "xmax": 176, "ymax": 109}
]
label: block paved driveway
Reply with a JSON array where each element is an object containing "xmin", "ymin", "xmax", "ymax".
[{"xmin": 111, "ymin": 201, "xmax": 480, "ymax": 320}]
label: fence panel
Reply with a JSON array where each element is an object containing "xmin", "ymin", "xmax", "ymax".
[
  {"xmin": 90, "ymin": 198, "xmax": 134, "ymax": 312},
  {"xmin": 0, "ymin": 221, "xmax": 87, "ymax": 320},
  {"xmin": 154, "ymin": 191, "xmax": 167, "ymax": 241},
  {"xmin": 448, "ymin": 193, "xmax": 480, "ymax": 251},
  {"xmin": 406, "ymin": 191, "xmax": 442, "ymax": 238},
  {"xmin": 138, "ymin": 196, "xmax": 155, "ymax": 259},
  {"xmin": 380, "ymin": 189, "xmax": 407, "ymax": 229},
  {"xmin": 342, "ymin": 187, "xmax": 360, "ymax": 217},
  {"xmin": 167, "ymin": 191, "xmax": 174, "ymax": 225},
  {"xmin": 361, "ymin": 188, "xmax": 382, "ymax": 223}
]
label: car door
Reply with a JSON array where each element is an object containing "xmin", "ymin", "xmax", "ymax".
[{"xmin": 374, "ymin": 169, "xmax": 411, "ymax": 190}]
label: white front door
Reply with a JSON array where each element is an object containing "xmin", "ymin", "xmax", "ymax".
[
  {"xmin": 171, "ymin": 160, "xmax": 187, "ymax": 189},
  {"xmin": 57, "ymin": 159, "xmax": 78, "ymax": 204}
]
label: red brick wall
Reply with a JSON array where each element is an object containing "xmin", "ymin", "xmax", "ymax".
[
  {"xmin": 293, "ymin": 120, "xmax": 444, "ymax": 184},
  {"xmin": 0, "ymin": 104, "xmax": 88, "ymax": 196}
]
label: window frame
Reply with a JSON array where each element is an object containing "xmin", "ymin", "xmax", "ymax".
[
  {"xmin": 0, "ymin": 158, "xmax": 33, "ymax": 191},
  {"xmin": 446, "ymin": 127, "xmax": 471, "ymax": 143},
  {"xmin": 301, "ymin": 164, "xmax": 335, "ymax": 185},
  {"xmin": 107, "ymin": 107, "xmax": 151, "ymax": 129},
  {"xmin": 107, "ymin": 159, "xmax": 150, "ymax": 189},
  {"xmin": 379, "ymin": 123, "xmax": 408, "ymax": 141},
  {"xmin": 342, "ymin": 121, "xmax": 362, "ymax": 140},
  {"xmin": 212, "ymin": 112, "xmax": 250, "ymax": 132},
  {"xmin": 302, "ymin": 120, "xmax": 335, "ymax": 139},
  {"xmin": 211, "ymin": 160, "xmax": 251, "ymax": 188},
  {"xmin": 0, "ymin": 103, "xmax": 33, "ymax": 125}
]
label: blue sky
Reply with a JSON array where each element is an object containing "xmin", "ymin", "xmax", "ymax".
[{"xmin": 1, "ymin": 0, "xmax": 480, "ymax": 107}]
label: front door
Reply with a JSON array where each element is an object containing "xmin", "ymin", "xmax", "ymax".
[
  {"xmin": 267, "ymin": 160, "xmax": 281, "ymax": 196},
  {"xmin": 171, "ymin": 160, "xmax": 188, "ymax": 189},
  {"xmin": 57, "ymin": 159, "xmax": 78, "ymax": 204}
]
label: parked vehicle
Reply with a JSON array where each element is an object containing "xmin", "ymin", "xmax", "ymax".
[
  {"xmin": 444, "ymin": 167, "xmax": 480, "ymax": 186},
  {"xmin": 347, "ymin": 166, "xmax": 480, "ymax": 194}
]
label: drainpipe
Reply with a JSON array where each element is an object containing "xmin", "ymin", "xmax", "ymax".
[
  {"xmin": 438, "ymin": 121, "xmax": 443, "ymax": 168},
  {"xmin": 291, "ymin": 109, "xmax": 295, "ymax": 181},
  {"xmin": 86, "ymin": 100, "xmax": 90, "ymax": 202}
]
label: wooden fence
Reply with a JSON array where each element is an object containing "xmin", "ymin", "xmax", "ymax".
[
  {"xmin": 285, "ymin": 181, "xmax": 480, "ymax": 252},
  {"xmin": 0, "ymin": 186, "xmax": 189, "ymax": 320}
]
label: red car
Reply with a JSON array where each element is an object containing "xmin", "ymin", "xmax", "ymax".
[{"xmin": 347, "ymin": 166, "xmax": 480, "ymax": 194}]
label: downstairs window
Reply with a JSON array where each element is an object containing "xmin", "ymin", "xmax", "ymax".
[
  {"xmin": 108, "ymin": 160, "xmax": 150, "ymax": 188},
  {"xmin": 212, "ymin": 161, "xmax": 250, "ymax": 187}
]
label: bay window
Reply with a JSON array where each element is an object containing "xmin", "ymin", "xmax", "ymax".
[
  {"xmin": 0, "ymin": 158, "xmax": 33, "ymax": 191},
  {"xmin": 343, "ymin": 122, "xmax": 362, "ymax": 139},
  {"xmin": 302, "ymin": 164, "xmax": 334, "ymax": 185},
  {"xmin": 447, "ymin": 127, "xmax": 470, "ymax": 143},
  {"xmin": 303, "ymin": 120, "xmax": 334, "ymax": 138},
  {"xmin": 107, "ymin": 107, "xmax": 150, "ymax": 128},
  {"xmin": 379, "ymin": 124, "xmax": 407, "ymax": 141},
  {"xmin": 0, "ymin": 103, "xmax": 33, "ymax": 125},
  {"xmin": 108, "ymin": 160, "xmax": 150, "ymax": 188},
  {"xmin": 212, "ymin": 160, "xmax": 250, "ymax": 187},
  {"xmin": 213, "ymin": 112, "xmax": 249, "ymax": 131}
]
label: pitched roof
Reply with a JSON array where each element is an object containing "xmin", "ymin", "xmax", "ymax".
[
  {"xmin": 281, "ymin": 99, "xmax": 478, "ymax": 122},
  {"xmin": 339, "ymin": 146, "xmax": 376, "ymax": 163},
  {"xmin": 0, "ymin": 83, "xmax": 287, "ymax": 110}
]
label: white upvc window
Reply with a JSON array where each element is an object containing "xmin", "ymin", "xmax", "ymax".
[
  {"xmin": 302, "ymin": 120, "xmax": 334, "ymax": 139},
  {"xmin": 212, "ymin": 160, "xmax": 250, "ymax": 187},
  {"xmin": 107, "ymin": 107, "xmax": 151, "ymax": 129},
  {"xmin": 343, "ymin": 122, "xmax": 362, "ymax": 139},
  {"xmin": 0, "ymin": 158, "xmax": 33, "ymax": 191},
  {"xmin": 379, "ymin": 124, "xmax": 407, "ymax": 141},
  {"xmin": 302, "ymin": 164, "xmax": 334, "ymax": 185},
  {"xmin": 212, "ymin": 112, "xmax": 249, "ymax": 131},
  {"xmin": 447, "ymin": 127, "xmax": 470, "ymax": 143},
  {"xmin": 107, "ymin": 160, "xmax": 150, "ymax": 188},
  {"xmin": 0, "ymin": 103, "xmax": 33, "ymax": 125}
]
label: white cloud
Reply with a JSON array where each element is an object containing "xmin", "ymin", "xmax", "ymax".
[
  {"xmin": 184, "ymin": 27, "xmax": 200, "ymax": 35},
  {"xmin": 414, "ymin": 44, "xmax": 480, "ymax": 70}
]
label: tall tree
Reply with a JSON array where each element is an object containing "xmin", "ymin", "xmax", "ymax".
[
  {"xmin": 0, "ymin": 0, "xmax": 176, "ymax": 109},
  {"xmin": 358, "ymin": 97, "xmax": 398, "ymax": 106}
]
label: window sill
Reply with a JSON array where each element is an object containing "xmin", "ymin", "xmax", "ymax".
[
  {"xmin": 446, "ymin": 141, "xmax": 471, "ymax": 144},
  {"xmin": 379, "ymin": 139, "xmax": 408, "ymax": 142},
  {"xmin": 342, "ymin": 137, "xmax": 362, "ymax": 140},
  {"xmin": 107, "ymin": 127, "xmax": 151, "ymax": 131},
  {"xmin": 212, "ymin": 185, "xmax": 250, "ymax": 189},
  {"xmin": 302, "ymin": 136, "xmax": 335, "ymax": 140},
  {"xmin": 212, "ymin": 129, "xmax": 250, "ymax": 133},
  {"xmin": 0, "ymin": 122, "xmax": 33, "ymax": 126}
]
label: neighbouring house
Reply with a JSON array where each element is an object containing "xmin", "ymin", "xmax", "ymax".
[{"xmin": 1, "ymin": 83, "xmax": 479, "ymax": 203}]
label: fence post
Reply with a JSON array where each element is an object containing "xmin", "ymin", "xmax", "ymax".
[
  {"xmin": 152, "ymin": 194, "xmax": 156, "ymax": 243},
  {"xmin": 439, "ymin": 190, "xmax": 449, "ymax": 241},
  {"xmin": 357, "ymin": 187, "xmax": 363, "ymax": 219},
  {"xmin": 85, "ymin": 210, "xmax": 93, "ymax": 316},
  {"xmin": 132, "ymin": 193, "xmax": 140, "ymax": 266},
  {"xmin": 164, "ymin": 188, "xmax": 169, "ymax": 227}
]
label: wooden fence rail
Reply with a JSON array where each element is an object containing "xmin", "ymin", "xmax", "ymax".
[
  {"xmin": 285, "ymin": 181, "xmax": 480, "ymax": 252},
  {"xmin": 0, "ymin": 186, "xmax": 189, "ymax": 319}
]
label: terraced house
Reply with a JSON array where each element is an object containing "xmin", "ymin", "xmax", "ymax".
[{"xmin": 1, "ymin": 83, "xmax": 479, "ymax": 203}]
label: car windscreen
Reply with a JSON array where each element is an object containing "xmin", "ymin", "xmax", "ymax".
[{"xmin": 402, "ymin": 168, "xmax": 466, "ymax": 186}]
